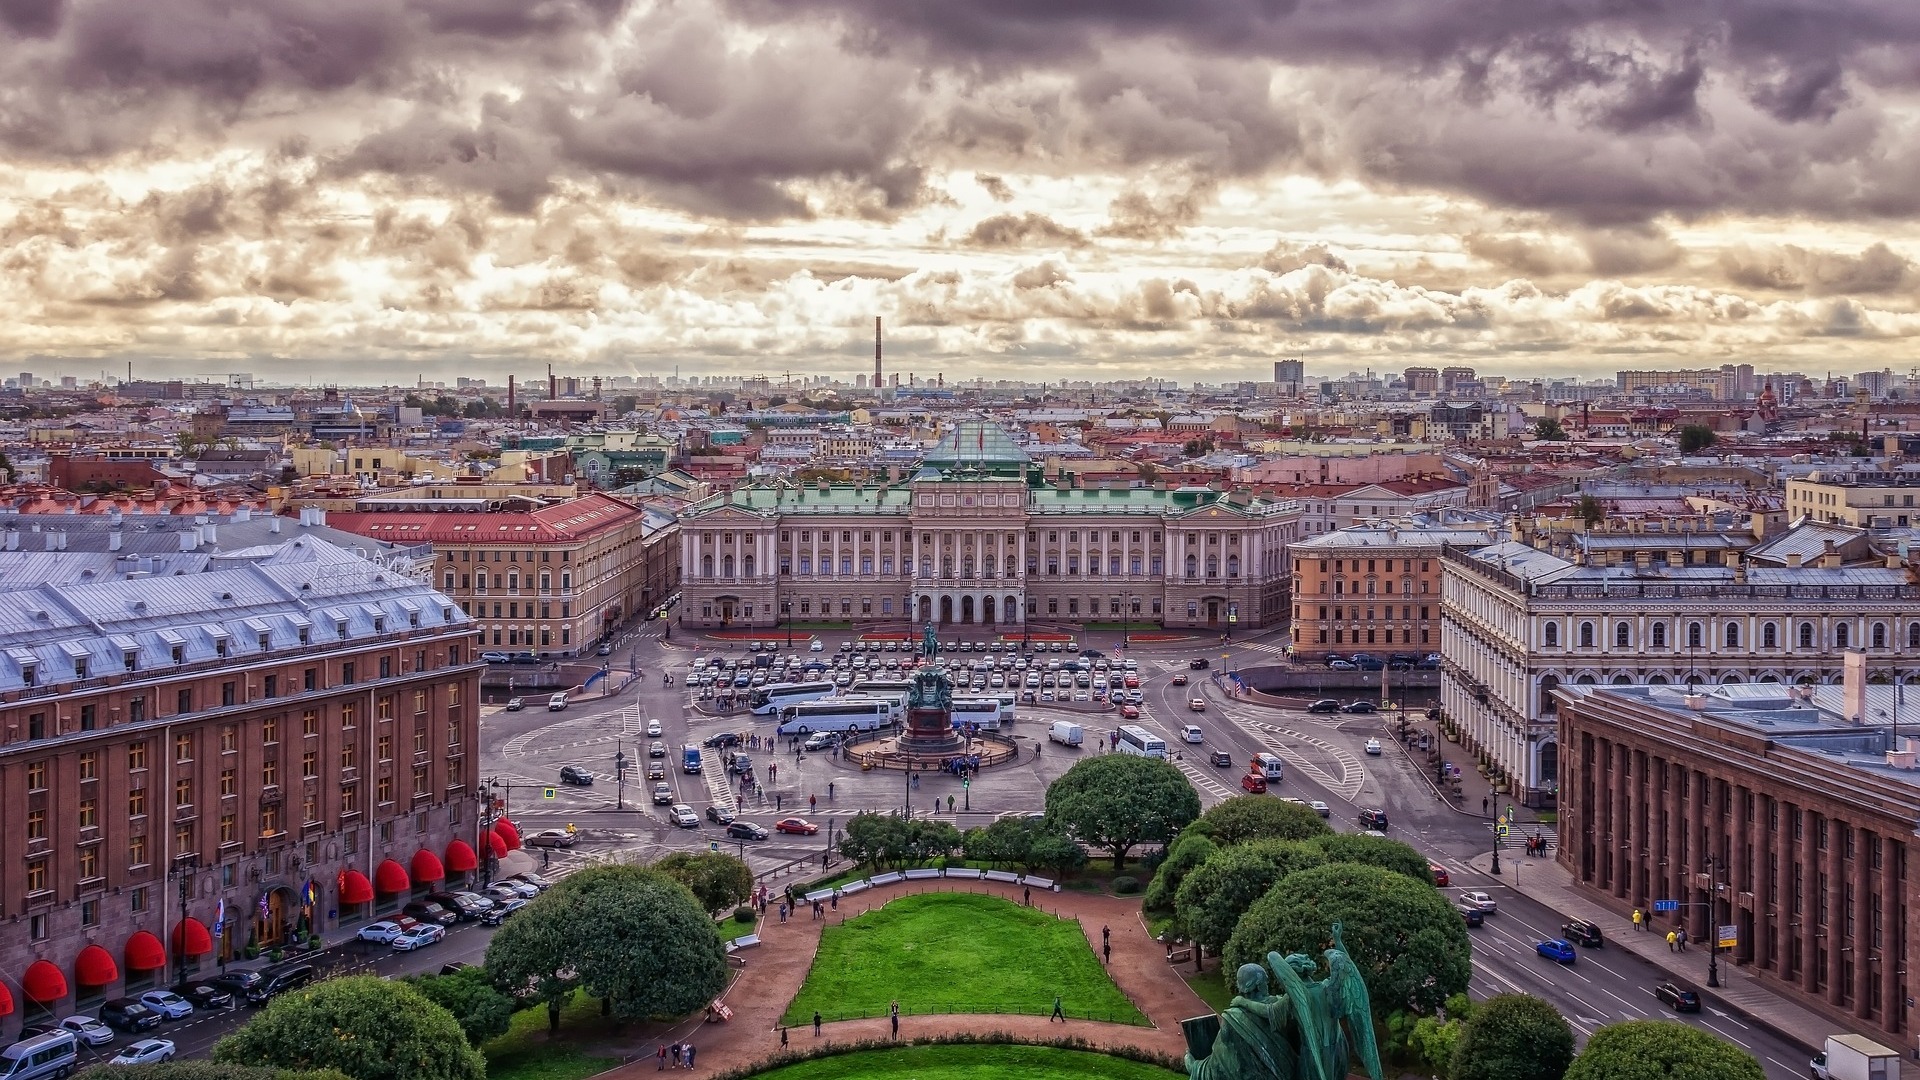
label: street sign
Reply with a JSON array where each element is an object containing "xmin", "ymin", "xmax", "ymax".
[
  {"xmin": 709, "ymin": 841, "xmax": 720, "ymax": 853},
  {"xmin": 1497, "ymin": 815, "xmax": 1508, "ymax": 827},
  {"xmin": 543, "ymin": 787, "xmax": 557, "ymax": 800},
  {"xmin": 1653, "ymin": 900, "xmax": 1679, "ymax": 913},
  {"xmin": 1717, "ymin": 924, "xmax": 1738, "ymax": 949},
  {"xmin": 1495, "ymin": 824, "xmax": 1509, "ymax": 837}
]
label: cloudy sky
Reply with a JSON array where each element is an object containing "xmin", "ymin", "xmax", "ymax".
[{"xmin": 3, "ymin": 0, "xmax": 1919, "ymax": 386}]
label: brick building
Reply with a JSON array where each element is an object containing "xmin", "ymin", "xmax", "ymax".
[
  {"xmin": 0, "ymin": 539, "xmax": 478, "ymax": 1035},
  {"xmin": 1288, "ymin": 515, "xmax": 1499, "ymax": 659}
]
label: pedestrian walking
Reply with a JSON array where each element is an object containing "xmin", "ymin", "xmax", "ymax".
[
  {"xmin": 771, "ymin": 764, "xmax": 778, "ymax": 782},
  {"xmin": 657, "ymin": 1045, "xmax": 667, "ymax": 1071},
  {"xmin": 1102, "ymin": 924, "xmax": 1110, "ymax": 944},
  {"xmin": 1102, "ymin": 940, "xmax": 1111, "ymax": 964},
  {"xmin": 1677, "ymin": 928, "xmax": 1688, "ymax": 951},
  {"xmin": 1631, "ymin": 908, "xmax": 1642, "ymax": 932},
  {"xmin": 813, "ymin": 1011, "xmax": 822, "ymax": 1037},
  {"xmin": 889, "ymin": 1001, "xmax": 899, "ymax": 1037},
  {"xmin": 669, "ymin": 1044, "xmax": 681, "ymax": 1068},
  {"xmin": 828, "ymin": 780, "xmax": 835, "ymax": 799},
  {"xmin": 1666, "ymin": 930, "xmax": 1677, "ymax": 952},
  {"xmin": 830, "ymin": 892, "xmax": 838, "ymax": 911},
  {"xmin": 1482, "ymin": 796, "xmax": 1489, "ymax": 814},
  {"xmin": 686, "ymin": 1045, "xmax": 696, "ymax": 1070},
  {"xmin": 778, "ymin": 902, "xmax": 787, "ymax": 923},
  {"xmin": 1050, "ymin": 994, "xmax": 1064, "ymax": 1022},
  {"xmin": 947, "ymin": 794, "xmax": 955, "ymax": 812},
  {"xmin": 810, "ymin": 794, "xmax": 817, "ymax": 812},
  {"xmin": 780, "ymin": 1027, "xmax": 788, "ymax": 1048},
  {"xmin": 1023, "ymin": 886, "xmax": 1031, "ymax": 907}
]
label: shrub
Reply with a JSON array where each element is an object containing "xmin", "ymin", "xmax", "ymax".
[
  {"xmin": 1111, "ymin": 876, "xmax": 1141, "ymax": 894},
  {"xmin": 733, "ymin": 906, "xmax": 757, "ymax": 923}
]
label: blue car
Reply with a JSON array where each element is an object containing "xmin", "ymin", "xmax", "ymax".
[{"xmin": 1535, "ymin": 939, "xmax": 1577, "ymax": 964}]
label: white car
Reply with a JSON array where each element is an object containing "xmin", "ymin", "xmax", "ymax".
[
  {"xmin": 137, "ymin": 991, "xmax": 193, "ymax": 1020},
  {"xmin": 669, "ymin": 804, "xmax": 700, "ymax": 828},
  {"xmin": 1189, "ymin": 698, "xmax": 1207, "ymax": 711},
  {"xmin": 357, "ymin": 920, "xmax": 409, "ymax": 944},
  {"xmin": 112, "ymin": 1039, "xmax": 176, "ymax": 1065},
  {"xmin": 59, "ymin": 1015, "xmax": 116, "ymax": 1046},
  {"xmin": 488, "ymin": 878, "xmax": 539, "ymax": 899},
  {"xmin": 392, "ymin": 924, "xmax": 446, "ymax": 951},
  {"xmin": 1364, "ymin": 738, "xmax": 1383, "ymax": 755},
  {"xmin": 646, "ymin": 718, "xmax": 663, "ymax": 737},
  {"xmin": 1182, "ymin": 725, "xmax": 1205, "ymax": 744},
  {"xmin": 809, "ymin": 640, "xmax": 824, "ymax": 652},
  {"xmin": 1460, "ymin": 890, "xmax": 1499, "ymax": 912}
]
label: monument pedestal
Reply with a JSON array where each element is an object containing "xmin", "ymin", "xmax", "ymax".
[{"xmin": 897, "ymin": 705, "xmax": 964, "ymax": 754}]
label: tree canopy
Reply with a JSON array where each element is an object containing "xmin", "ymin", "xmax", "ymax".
[
  {"xmin": 1045, "ymin": 754, "xmax": 1201, "ymax": 868},
  {"xmin": 81, "ymin": 1066, "xmax": 351, "ymax": 1080},
  {"xmin": 653, "ymin": 851, "xmax": 755, "ymax": 913},
  {"xmin": 1144, "ymin": 831, "xmax": 1218, "ymax": 912},
  {"xmin": 961, "ymin": 814, "xmax": 1085, "ymax": 875},
  {"xmin": 1174, "ymin": 839, "xmax": 1326, "ymax": 952},
  {"xmin": 1535, "ymin": 417, "xmax": 1569, "ymax": 441},
  {"xmin": 1191, "ymin": 796, "xmax": 1332, "ymax": 846},
  {"xmin": 404, "ymin": 966, "xmax": 514, "ymax": 1047},
  {"xmin": 553, "ymin": 865, "xmax": 731, "ymax": 1022},
  {"xmin": 1310, "ymin": 832, "xmax": 1435, "ymax": 885},
  {"xmin": 1450, "ymin": 993, "xmax": 1574, "ymax": 1080},
  {"xmin": 1677, "ymin": 425, "xmax": 1718, "ymax": 454},
  {"xmin": 1224, "ymin": 862, "xmax": 1471, "ymax": 1015},
  {"xmin": 1562, "ymin": 1020, "xmax": 1763, "ymax": 1080},
  {"xmin": 838, "ymin": 813, "xmax": 963, "ymax": 869},
  {"xmin": 483, "ymin": 881, "xmax": 582, "ymax": 1032},
  {"xmin": 211, "ymin": 976, "xmax": 482, "ymax": 1080}
]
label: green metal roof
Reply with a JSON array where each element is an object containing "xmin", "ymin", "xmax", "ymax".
[{"xmin": 922, "ymin": 420, "xmax": 1030, "ymax": 472}]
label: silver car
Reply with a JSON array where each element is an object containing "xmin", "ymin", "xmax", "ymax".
[{"xmin": 669, "ymin": 804, "xmax": 700, "ymax": 828}]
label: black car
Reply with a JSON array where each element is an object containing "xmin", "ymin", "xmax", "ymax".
[
  {"xmin": 1208, "ymin": 750, "xmax": 1235, "ymax": 768},
  {"xmin": 1189, "ymin": 657, "xmax": 1211, "ymax": 669},
  {"xmin": 726, "ymin": 821, "xmax": 769, "ymax": 840},
  {"xmin": 205, "ymin": 970, "xmax": 264, "ymax": 1000},
  {"xmin": 1561, "ymin": 919, "xmax": 1604, "ymax": 947},
  {"xmin": 101, "ymin": 998, "xmax": 163, "ymax": 1032},
  {"xmin": 1655, "ymin": 982, "xmax": 1701, "ymax": 1013},
  {"xmin": 703, "ymin": 732, "xmax": 742, "ymax": 749},
  {"xmin": 706, "ymin": 806, "xmax": 736, "ymax": 825},
  {"xmin": 1456, "ymin": 902, "xmax": 1485, "ymax": 928},
  {"xmin": 1307, "ymin": 699, "xmax": 1340, "ymax": 713},
  {"xmin": 1357, "ymin": 808, "xmax": 1390, "ymax": 830},
  {"xmin": 182, "ymin": 981, "xmax": 234, "ymax": 1010},
  {"xmin": 559, "ymin": 765, "xmax": 594, "ymax": 786},
  {"xmin": 1340, "ymin": 701, "xmax": 1377, "ymax": 713},
  {"xmin": 244, "ymin": 964, "xmax": 315, "ymax": 1005},
  {"xmin": 429, "ymin": 891, "xmax": 495, "ymax": 921},
  {"xmin": 404, "ymin": 900, "xmax": 459, "ymax": 926}
]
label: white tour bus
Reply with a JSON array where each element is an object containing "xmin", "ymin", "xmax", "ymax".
[
  {"xmin": 1116, "ymin": 724, "xmax": 1168, "ymax": 760},
  {"xmin": 748, "ymin": 680, "xmax": 837, "ymax": 716},
  {"xmin": 775, "ymin": 697, "xmax": 895, "ymax": 735},
  {"xmin": 847, "ymin": 679, "xmax": 913, "ymax": 718},
  {"xmin": 949, "ymin": 697, "xmax": 1008, "ymax": 731}
]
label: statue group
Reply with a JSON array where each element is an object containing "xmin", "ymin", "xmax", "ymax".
[{"xmin": 1183, "ymin": 925, "xmax": 1382, "ymax": 1080}]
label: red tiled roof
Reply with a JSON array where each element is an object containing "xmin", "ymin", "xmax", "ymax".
[{"xmin": 324, "ymin": 492, "xmax": 642, "ymax": 546}]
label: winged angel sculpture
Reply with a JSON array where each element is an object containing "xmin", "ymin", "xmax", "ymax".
[{"xmin": 1183, "ymin": 925, "xmax": 1382, "ymax": 1080}]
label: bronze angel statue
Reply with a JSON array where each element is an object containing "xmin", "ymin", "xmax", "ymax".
[{"xmin": 1184, "ymin": 924, "xmax": 1381, "ymax": 1080}]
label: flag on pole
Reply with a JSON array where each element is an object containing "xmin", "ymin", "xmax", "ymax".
[{"xmin": 213, "ymin": 899, "xmax": 225, "ymax": 939}]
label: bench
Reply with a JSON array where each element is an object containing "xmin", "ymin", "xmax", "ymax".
[
  {"xmin": 903, "ymin": 868, "xmax": 942, "ymax": 880},
  {"xmin": 983, "ymin": 870, "xmax": 1021, "ymax": 884},
  {"xmin": 1167, "ymin": 947, "xmax": 1194, "ymax": 964},
  {"xmin": 725, "ymin": 934, "xmax": 761, "ymax": 953},
  {"xmin": 839, "ymin": 881, "xmax": 871, "ymax": 896},
  {"xmin": 944, "ymin": 867, "xmax": 984, "ymax": 880},
  {"xmin": 1022, "ymin": 876, "xmax": 1057, "ymax": 890},
  {"xmin": 869, "ymin": 872, "xmax": 905, "ymax": 886}
]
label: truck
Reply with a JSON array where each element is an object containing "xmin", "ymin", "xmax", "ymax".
[
  {"xmin": 1048, "ymin": 720, "xmax": 1084, "ymax": 747},
  {"xmin": 1811, "ymin": 1034, "xmax": 1900, "ymax": 1080}
]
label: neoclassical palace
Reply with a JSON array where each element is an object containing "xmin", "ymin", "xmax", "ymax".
[
  {"xmin": 677, "ymin": 422, "xmax": 1300, "ymax": 631},
  {"xmin": 1439, "ymin": 520, "xmax": 1920, "ymax": 808}
]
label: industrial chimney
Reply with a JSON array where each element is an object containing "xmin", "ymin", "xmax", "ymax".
[{"xmin": 875, "ymin": 316, "xmax": 883, "ymax": 394}]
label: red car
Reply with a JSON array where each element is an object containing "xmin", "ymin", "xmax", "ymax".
[
  {"xmin": 1119, "ymin": 704, "xmax": 1140, "ymax": 720},
  {"xmin": 1429, "ymin": 863, "xmax": 1450, "ymax": 888},
  {"xmin": 775, "ymin": 817, "xmax": 819, "ymax": 835},
  {"xmin": 1240, "ymin": 773, "xmax": 1268, "ymax": 793},
  {"xmin": 1171, "ymin": 674, "xmax": 1189, "ymax": 686}
]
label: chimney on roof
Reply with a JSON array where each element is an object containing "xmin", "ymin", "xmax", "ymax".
[
  {"xmin": 108, "ymin": 529, "xmax": 122, "ymax": 552},
  {"xmin": 1787, "ymin": 552, "xmax": 1804, "ymax": 569},
  {"xmin": 1842, "ymin": 649, "xmax": 1868, "ymax": 724},
  {"xmin": 1887, "ymin": 736, "xmax": 1919, "ymax": 771},
  {"xmin": 179, "ymin": 530, "xmax": 196, "ymax": 552},
  {"xmin": 1821, "ymin": 538, "xmax": 1842, "ymax": 569}
]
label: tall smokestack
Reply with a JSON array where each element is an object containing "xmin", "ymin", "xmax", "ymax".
[
  {"xmin": 548, "ymin": 364, "xmax": 556, "ymax": 401},
  {"xmin": 508, "ymin": 375, "xmax": 516, "ymax": 417},
  {"xmin": 875, "ymin": 316, "xmax": 883, "ymax": 394}
]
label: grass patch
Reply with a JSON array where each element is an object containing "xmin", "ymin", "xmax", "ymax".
[
  {"xmin": 781, "ymin": 893, "xmax": 1146, "ymax": 1027},
  {"xmin": 718, "ymin": 917, "xmax": 761, "ymax": 942},
  {"xmin": 741, "ymin": 1042, "xmax": 1178, "ymax": 1080},
  {"xmin": 1182, "ymin": 970, "xmax": 1233, "ymax": 1014},
  {"xmin": 483, "ymin": 992, "xmax": 619, "ymax": 1080}
]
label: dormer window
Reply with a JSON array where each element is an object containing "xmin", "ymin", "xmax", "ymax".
[
  {"xmin": 171, "ymin": 646, "xmax": 184, "ymax": 665},
  {"xmin": 20, "ymin": 664, "xmax": 34, "ymax": 687},
  {"xmin": 73, "ymin": 658, "xmax": 88, "ymax": 680},
  {"xmin": 124, "ymin": 651, "xmax": 139, "ymax": 672}
]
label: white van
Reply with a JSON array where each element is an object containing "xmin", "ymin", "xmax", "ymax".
[
  {"xmin": 1, "ymin": 1031, "xmax": 78, "ymax": 1080},
  {"xmin": 1252, "ymin": 753, "xmax": 1285, "ymax": 781},
  {"xmin": 547, "ymin": 693, "xmax": 569, "ymax": 712},
  {"xmin": 1048, "ymin": 720, "xmax": 1084, "ymax": 747}
]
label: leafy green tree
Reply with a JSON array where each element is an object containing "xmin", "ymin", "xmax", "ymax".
[
  {"xmin": 1174, "ymin": 839, "xmax": 1326, "ymax": 952},
  {"xmin": 1409, "ymin": 994, "xmax": 1476, "ymax": 1076},
  {"xmin": 1578, "ymin": 494, "xmax": 1605, "ymax": 527},
  {"xmin": 563, "ymin": 865, "xmax": 730, "ymax": 1022},
  {"xmin": 1310, "ymin": 832, "xmax": 1435, "ymax": 885},
  {"xmin": 79, "ymin": 1065, "xmax": 351, "ymax": 1080},
  {"xmin": 904, "ymin": 818, "xmax": 963, "ymax": 863},
  {"xmin": 212, "ymin": 976, "xmax": 482, "ymax": 1080},
  {"xmin": 1045, "ymin": 754, "xmax": 1201, "ymax": 869},
  {"xmin": 1535, "ymin": 417, "xmax": 1568, "ymax": 441},
  {"xmin": 1025, "ymin": 823, "xmax": 1089, "ymax": 876},
  {"xmin": 839, "ymin": 812, "xmax": 910, "ymax": 868},
  {"xmin": 653, "ymin": 851, "xmax": 755, "ymax": 913},
  {"xmin": 963, "ymin": 815, "xmax": 1032, "ymax": 867},
  {"xmin": 1191, "ymin": 796, "xmax": 1331, "ymax": 846},
  {"xmin": 1451, "ymin": 993, "xmax": 1574, "ymax": 1080},
  {"xmin": 1563, "ymin": 1020, "xmax": 1763, "ymax": 1080},
  {"xmin": 484, "ymin": 883, "xmax": 584, "ymax": 1031},
  {"xmin": 1144, "ymin": 831, "xmax": 1218, "ymax": 912},
  {"xmin": 1676, "ymin": 425, "xmax": 1718, "ymax": 454},
  {"xmin": 1224, "ymin": 863, "xmax": 1471, "ymax": 1015},
  {"xmin": 404, "ymin": 966, "xmax": 514, "ymax": 1048}
]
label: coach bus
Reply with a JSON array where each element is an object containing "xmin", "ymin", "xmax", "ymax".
[
  {"xmin": 775, "ymin": 697, "xmax": 895, "ymax": 735},
  {"xmin": 949, "ymin": 697, "xmax": 1012, "ymax": 731},
  {"xmin": 847, "ymin": 679, "xmax": 913, "ymax": 718},
  {"xmin": 1116, "ymin": 724, "xmax": 1168, "ymax": 760},
  {"xmin": 748, "ymin": 681, "xmax": 837, "ymax": 716}
]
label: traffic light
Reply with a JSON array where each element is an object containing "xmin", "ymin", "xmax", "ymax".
[{"xmin": 963, "ymin": 777, "xmax": 970, "ymax": 789}]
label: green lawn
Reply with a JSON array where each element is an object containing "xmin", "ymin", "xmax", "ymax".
[
  {"xmin": 748, "ymin": 1044, "xmax": 1178, "ymax": 1080},
  {"xmin": 781, "ymin": 893, "xmax": 1146, "ymax": 1027},
  {"xmin": 1182, "ymin": 969, "xmax": 1233, "ymax": 1014},
  {"xmin": 719, "ymin": 916, "xmax": 761, "ymax": 941},
  {"xmin": 482, "ymin": 991, "xmax": 620, "ymax": 1080}
]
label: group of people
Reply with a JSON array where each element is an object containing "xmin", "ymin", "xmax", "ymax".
[{"xmin": 654, "ymin": 1042, "xmax": 696, "ymax": 1070}]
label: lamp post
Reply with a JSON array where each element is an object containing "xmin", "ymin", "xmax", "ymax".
[
  {"xmin": 783, "ymin": 601, "xmax": 793, "ymax": 649},
  {"xmin": 168, "ymin": 855, "xmax": 199, "ymax": 992},
  {"xmin": 1490, "ymin": 829, "xmax": 1501, "ymax": 877},
  {"xmin": 614, "ymin": 748, "xmax": 628, "ymax": 810},
  {"xmin": 478, "ymin": 789, "xmax": 498, "ymax": 885},
  {"xmin": 1706, "ymin": 855, "xmax": 1725, "ymax": 988}
]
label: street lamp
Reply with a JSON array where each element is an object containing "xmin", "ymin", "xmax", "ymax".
[
  {"xmin": 783, "ymin": 601, "xmax": 793, "ymax": 649},
  {"xmin": 1490, "ymin": 829, "xmax": 1501, "ymax": 877},
  {"xmin": 1706, "ymin": 855, "xmax": 1725, "ymax": 988},
  {"xmin": 168, "ymin": 855, "xmax": 200, "ymax": 992},
  {"xmin": 614, "ymin": 748, "xmax": 628, "ymax": 810}
]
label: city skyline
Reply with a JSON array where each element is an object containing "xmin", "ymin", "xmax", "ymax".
[{"xmin": 1, "ymin": 1, "xmax": 1917, "ymax": 383}]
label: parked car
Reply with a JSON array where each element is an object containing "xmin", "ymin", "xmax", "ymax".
[
  {"xmin": 481, "ymin": 651, "xmax": 512, "ymax": 663},
  {"xmin": 775, "ymin": 817, "xmax": 819, "ymax": 835},
  {"xmin": 56, "ymin": 1016, "xmax": 117, "ymax": 1046},
  {"xmin": 202, "ymin": 972, "xmax": 263, "ymax": 1002},
  {"xmin": 1341, "ymin": 701, "xmax": 1377, "ymax": 714},
  {"xmin": 803, "ymin": 732, "xmax": 835, "ymax": 752},
  {"xmin": 242, "ymin": 964, "xmax": 315, "ymax": 1006},
  {"xmin": 180, "ymin": 982, "xmax": 233, "ymax": 1011},
  {"xmin": 1240, "ymin": 773, "xmax": 1268, "ymax": 793},
  {"xmin": 111, "ymin": 1039, "xmax": 176, "ymax": 1066},
  {"xmin": 1562, "ymin": 919, "xmax": 1604, "ymax": 947},
  {"xmin": 526, "ymin": 829, "xmax": 576, "ymax": 848},
  {"xmin": 136, "ymin": 991, "xmax": 193, "ymax": 1021},
  {"xmin": 1327, "ymin": 660, "xmax": 1357, "ymax": 670},
  {"xmin": 1535, "ymin": 939, "xmax": 1577, "ymax": 964},
  {"xmin": 559, "ymin": 765, "xmax": 594, "ymax": 786},
  {"xmin": 488, "ymin": 878, "xmax": 539, "ymax": 898},
  {"xmin": 512, "ymin": 872, "xmax": 555, "ymax": 891},
  {"xmin": 1459, "ymin": 890, "xmax": 1498, "ymax": 912},
  {"xmin": 357, "ymin": 920, "xmax": 410, "ymax": 944},
  {"xmin": 703, "ymin": 732, "xmax": 742, "ymax": 749},
  {"xmin": 669, "ymin": 804, "xmax": 700, "ymax": 828},
  {"xmin": 430, "ymin": 891, "xmax": 496, "ymax": 921},
  {"xmin": 1428, "ymin": 862, "xmax": 1451, "ymax": 888},
  {"xmin": 1307, "ymin": 699, "xmax": 1340, "ymax": 713},
  {"xmin": 706, "ymin": 805, "xmax": 736, "ymax": 825},
  {"xmin": 481, "ymin": 898, "xmax": 528, "ymax": 925},
  {"xmin": 100, "ymin": 999, "xmax": 161, "ymax": 1033},
  {"xmin": 403, "ymin": 900, "xmax": 459, "ymax": 926},
  {"xmin": 1209, "ymin": 750, "xmax": 1234, "ymax": 768},
  {"xmin": 1654, "ymin": 982, "xmax": 1701, "ymax": 1013},
  {"xmin": 391, "ymin": 925, "xmax": 446, "ymax": 951},
  {"xmin": 727, "ymin": 821, "xmax": 769, "ymax": 840},
  {"xmin": 1357, "ymin": 808, "xmax": 1389, "ymax": 830}
]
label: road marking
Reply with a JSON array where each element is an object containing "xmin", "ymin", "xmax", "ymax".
[
  {"xmin": 1599, "ymin": 988, "xmax": 1644, "ymax": 1015},
  {"xmin": 1701, "ymin": 1019, "xmax": 1750, "ymax": 1047}
]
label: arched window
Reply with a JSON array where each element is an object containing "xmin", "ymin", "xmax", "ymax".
[
  {"xmin": 742, "ymin": 555, "xmax": 755, "ymax": 578},
  {"xmin": 1205, "ymin": 556, "xmax": 1219, "ymax": 578},
  {"xmin": 1184, "ymin": 555, "xmax": 1198, "ymax": 579},
  {"xmin": 721, "ymin": 555, "xmax": 734, "ymax": 578},
  {"xmin": 1226, "ymin": 555, "xmax": 1240, "ymax": 578},
  {"xmin": 1615, "ymin": 623, "xmax": 1630, "ymax": 648},
  {"xmin": 700, "ymin": 556, "xmax": 713, "ymax": 578},
  {"xmin": 1687, "ymin": 622, "xmax": 1703, "ymax": 649},
  {"xmin": 1800, "ymin": 623, "xmax": 1815, "ymax": 649},
  {"xmin": 1651, "ymin": 622, "xmax": 1667, "ymax": 648},
  {"xmin": 1612, "ymin": 674, "xmax": 1632, "ymax": 685},
  {"xmin": 1725, "ymin": 623, "xmax": 1740, "ymax": 649},
  {"xmin": 1538, "ymin": 674, "xmax": 1561, "ymax": 712},
  {"xmin": 1836, "ymin": 623, "xmax": 1850, "ymax": 649},
  {"xmin": 1578, "ymin": 622, "xmax": 1595, "ymax": 648},
  {"xmin": 1910, "ymin": 623, "xmax": 1920, "ymax": 650},
  {"xmin": 1543, "ymin": 623, "xmax": 1559, "ymax": 648},
  {"xmin": 1763, "ymin": 622, "xmax": 1778, "ymax": 649},
  {"xmin": 1872, "ymin": 623, "xmax": 1887, "ymax": 649}
]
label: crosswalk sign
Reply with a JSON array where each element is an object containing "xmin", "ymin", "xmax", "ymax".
[
  {"xmin": 543, "ymin": 787, "xmax": 556, "ymax": 800},
  {"xmin": 709, "ymin": 841, "xmax": 720, "ymax": 853}
]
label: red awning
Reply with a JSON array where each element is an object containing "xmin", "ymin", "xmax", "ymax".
[
  {"xmin": 338, "ymin": 869, "xmax": 375, "ymax": 905},
  {"xmin": 445, "ymin": 839, "xmax": 478, "ymax": 874},
  {"xmin": 23, "ymin": 959, "xmax": 67, "ymax": 1004},
  {"xmin": 373, "ymin": 858, "xmax": 410, "ymax": 894},
  {"xmin": 486, "ymin": 830, "xmax": 508, "ymax": 859},
  {"xmin": 0, "ymin": 981, "xmax": 14, "ymax": 1016},
  {"xmin": 124, "ymin": 931, "xmax": 167, "ymax": 972},
  {"xmin": 493, "ymin": 819, "xmax": 522, "ymax": 851},
  {"xmin": 410, "ymin": 849, "xmax": 446, "ymax": 883},
  {"xmin": 75, "ymin": 945, "xmax": 119, "ymax": 987},
  {"xmin": 171, "ymin": 918, "xmax": 213, "ymax": 956}
]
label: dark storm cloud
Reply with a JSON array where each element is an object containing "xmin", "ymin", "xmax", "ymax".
[
  {"xmin": 965, "ymin": 212, "xmax": 1086, "ymax": 248},
  {"xmin": 1719, "ymin": 242, "xmax": 1917, "ymax": 295}
]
